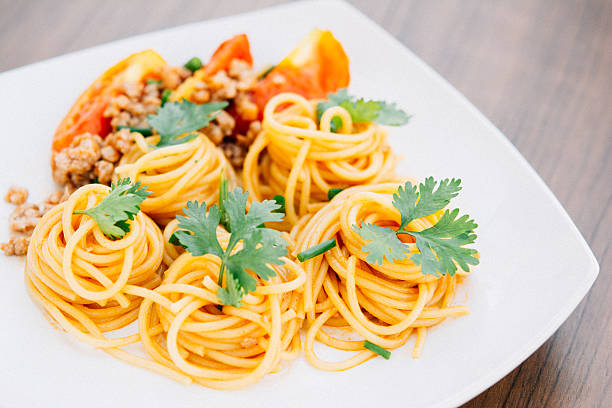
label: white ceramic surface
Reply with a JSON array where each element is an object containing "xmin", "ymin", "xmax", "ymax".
[{"xmin": 0, "ymin": 1, "xmax": 599, "ymax": 407}]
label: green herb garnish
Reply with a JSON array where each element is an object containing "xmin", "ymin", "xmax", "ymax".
[
  {"xmin": 327, "ymin": 188, "xmax": 344, "ymax": 200},
  {"xmin": 172, "ymin": 188, "xmax": 286, "ymax": 307},
  {"xmin": 352, "ymin": 177, "xmax": 479, "ymax": 276},
  {"xmin": 272, "ymin": 195, "xmax": 285, "ymax": 214},
  {"xmin": 363, "ymin": 341, "xmax": 391, "ymax": 360},
  {"xmin": 218, "ymin": 175, "xmax": 231, "ymax": 232},
  {"xmin": 184, "ymin": 57, "xmax": 203, "ymax": 72},
  {"xmin": 73, "ymin": 178, "xmax": 150, "ymax": 239},
  {"xmin": 116, "ymin": 125, "xmax": 153, "ymax": 136},
  {"xmin": 147, "ymin": 99, "xmax": 228, "ymax": 148},
  {"xmin": 146, "ymin": 79, "xmax": 162, "ymax": 85},
  {"xmin": 161, "ymin": 89, "xmax": 171, "ymax": 107},
  {"xmin": 297, "ymin": 238, "xmax": 337, "ymax": 262},
  {"xmin": 316, "ymin": 89, "xmax": 411, "ymax": 128}
]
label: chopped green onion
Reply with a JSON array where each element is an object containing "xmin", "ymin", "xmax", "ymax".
[
  {"xmin": 297, "ymin": 238, "xmax": 337, "ymax": 262},
  {"xmin": 161, "ymin": 89, "xmax": 172, "ymax": 106},
  {"xmin": 273, "ymin": 195, "xmax": 285, "ymax": 214},
  {"xmin": 330, "ymin": 116, "xmax": 343, "ymax": 133},
  {"xmin": 146, "ymin": 79, "xmax": 162, "ymax": 85},
  {"xmin": 363, "ymin": 341, "xmax": 390, "ymax": 360},
  {"xmin": 327, "ymin": 188, "xmax": 344, "ymax": 201},
  {"xmin": 117, "ymin": 126, "xmax": 153, "ymax": 136},
  {"xmin": 184, "ymin": 57, "xmax": 203, "ymax": 72},
  {"xmin": 259, "ymin": 65, "xmax": 276, "ymax": 79},
  {"xmin": 218, "ymin": 175, "xmax": 231, "ymax": 232},
  {"xmin": 168, "ymin": 232, "xmax": 186, "ymax": 248}
]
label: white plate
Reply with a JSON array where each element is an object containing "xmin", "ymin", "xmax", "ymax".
[{"xmin": 0, "ymin": 1, "xmax": 599, "ymax": 407}]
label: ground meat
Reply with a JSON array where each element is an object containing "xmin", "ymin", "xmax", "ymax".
[
  {"xmin": 106, "ymin": 128, "xmax": 135, "ymax": 154},
  {"xmin": 9, "ymin": 203, "xmax": 43, "ymax": 233},
  {"xmin": 159, "ymin": 65, "xmax": 192, "ymax": 90},
  {"xmin": 5, "ymin": 186, "xmax": 28, "ymax": 205},
  {"xmin": 209, "ymin": 71, "xmax": 237, "ymax": 101},
  {"xmin": 47, "ymin": 188, "xmax": 71, "ymax": 204},
  {"xmin": 1, "ymin": 236, "xmax": 29, "ymax": 256},
  {"xmin": 94, "ymin": 160, "xmax": 114, "ymax": 185},
  {"xmin": 52, "ymin": 130, "xmax": 135, "ymax": 188},
  {"xmin": 228, "ymin": 59, "xmax": 256, "ymax": 91},
  {"xmin": 104, "ymin": 82, "xmax": 161, "ymax": 128},
  {"xmin": 52, "ymin": 133, "xmax": 101, "ymax": 186},
  {"xmin": 235, "ymin": 92, "xmax": 258, "ymax": 121},
  {"xmin": 220, "ymin": 142, "xmax": 246, "ymax": 168},
  {"xmin": 100, "ymin": 145, "xmax": 120, "ymax": 162},
  {"xmin": 236, "ymin": 120, "xmax": 262, "ymax": 147},
  {"xmin": 2, "ymin": 187, "xmax": 69, "ymax": 256}
]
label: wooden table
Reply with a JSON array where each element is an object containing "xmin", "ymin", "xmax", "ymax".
[{"xmin": 1, "ymin": 0, "xmax": 610, "ymax": 406}]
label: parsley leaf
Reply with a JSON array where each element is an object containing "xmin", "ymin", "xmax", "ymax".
[
  {"xmin": 352, "ymin": 222, "xmax": 408, "ymax": 265},
  {"xmin": 174, "ymin": 201, "xmax": 224, "ymax": 258},
  {"xmin": 147, "ymin": 99, "xmax": 228, "ymax": 147},
  {"xmin": 353, "ymin": 178, "xmax": 479, "ymax": 276},
  {"xmin": 394, "ymin": 177, "xmax": 462, "ymax": 229},
  {"xmin": 316, "ymin": 89, "xmax": 410, "ymax": 127},
  {"xmin": 410, "ymin": 209, "xmax": 479, "ymax": 276},
  {"xmin": 73, "ymin": 178, "xmax": 150, "ymax": 239},
  {"xmin": 172, "ymin": 187, "xmax": 287, "ymax": 307}
]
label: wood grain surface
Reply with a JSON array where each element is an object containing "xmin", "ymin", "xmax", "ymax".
[{"xmin": 0, "ymin": 0, "xmax": 610, "ymax": 406}]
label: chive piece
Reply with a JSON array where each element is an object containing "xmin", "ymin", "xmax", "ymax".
[
  {"xmin": 218, "ymin": 176, "xmax": 231, "ymax": 232},
  {"xmin": 327, "ymin": 188, "xmax": 344, "ymax": 201},
  {"xmin": 272, "ymin": 195, "xmax": 285, "ymax": 214},
  {"xmin": 297, "ymin": 238, "xmax": 337, "ymax": 262},
  {"xmin": 259, "ymin": 65, "xmax": 276, "ymax": 79},
  {"xmin": 117, "ymin": 125, "xmax": 153, "ymax": 136},
  {"xmin": 161, "ymin": 89, "xmax": 172, "ymax": 106},
  {"xmin": 330, "ymin": 116, "xmax": 343, "ymax": 133},
  {"xmin": 146, "ymin": 79, "xmax": 162, "ymax": 85},
  {"xmin": 363, "ymin": 341, "xmax": 391, "ymax": 360},
  {"xmin": 184, "ymin": 57, "xmax": 203, "ymax": 72}
]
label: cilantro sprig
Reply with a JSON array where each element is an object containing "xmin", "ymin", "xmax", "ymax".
[
  {"xmin": 73, "ymin": 178, "xmax": 151, "ymax": 239},
  {"xmin": 352, "ymin": 177, "xmax": 479, "ymax": 277},
  {"xmin": 147, "ymin": 99, "xmax": 228, "ymax": 148},
  {"xmin": 316, "ymin": 89, "xmax": 411, "ymax": 132},
  {"xmin": 172, "ymin": 188, "xmax": 287, "ymax": 307}
]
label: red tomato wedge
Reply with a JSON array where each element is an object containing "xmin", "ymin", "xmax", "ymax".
[
  {"xmin": 52, "ymin": 50, "xmax": 167, "ymax": 153},
  {"xmin": 172, "ymin": 34, "xmax": 253, "ymax": 102},
  {"xmin": 202, "ymin": 34, "xmax": 253, "ymax": 77},
  {"xmin": 250, "ymin": 29, "xmax": 350, "ymax": 114}
]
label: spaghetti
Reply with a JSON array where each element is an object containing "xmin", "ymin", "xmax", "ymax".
[
  {"xmin": 114, "ymin": 132, "xmax": 237, "ymax": 226},
  {"xmin": 243, "ymin": 93, "xmax": 399, "ymax": 226},
  {"xmin": 291, "ymin": 183, "xmax": 472, "ymax": 371},
  {"xmin": 136, "ymin": 242, "xmax": 306, "ymax": 389},
  {"xmin": 23, "ymin": 184, "xmax": 190, "ymax": 381}
]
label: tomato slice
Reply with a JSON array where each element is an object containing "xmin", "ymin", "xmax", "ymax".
[
  {"xmin": 172, "ymin": 34, "xmax": 253, "ymax": 102},
  {"xmin": 250, "ymin": 29, "xmax": 350, "ymax": 114},
  {"xmin": 202, "ymin": 33, "xmax": 252, "ymax": 77},
  {"xmin": 52, "ymin": 50, "xmax": 167, "ymax": 152}
]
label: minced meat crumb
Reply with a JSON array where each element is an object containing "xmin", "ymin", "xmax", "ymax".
[
  {"xmin": 52, "ymin": 130, "xmax": 134, "ymax": 188},
  {"xmin": 5, "ymin": 186, "xmax": 28, "ymax": 205},
  {"xmin": 220, "ymin": 142, "xmax": 246, "ymax": 168},
  {"xmin": 2, "ymin": 187, "xmax": 69, "ymax": 256},
  {"xmin": 10, "ymin": 203, "xmax": 42, "ymax": 233},
  {"xmin": 105, "ymin": 82, "xmax": 161, "ymax": 128},
  {"xmin": 1, "ymin": 236, "xmax": 29, "ymax": 256}
]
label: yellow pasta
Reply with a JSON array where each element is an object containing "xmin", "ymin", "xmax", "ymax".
[
  {"xmin": 291, "ymin": 183, "xmax": 472, "ymax": 371},
  {"xmin": 136, "ymin": 248, "xmax": 306, "ymax": 389},
  {"xmin": 23, "ymin": 184, "xmax": 192, "ymax": 382},
  {"xmin": 243, "ymin": 92, "xmax": 399, "ymax": 226},
  {"xmin": 115, "ymin": 132, "xmax": 237, "ymax": 226}
]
